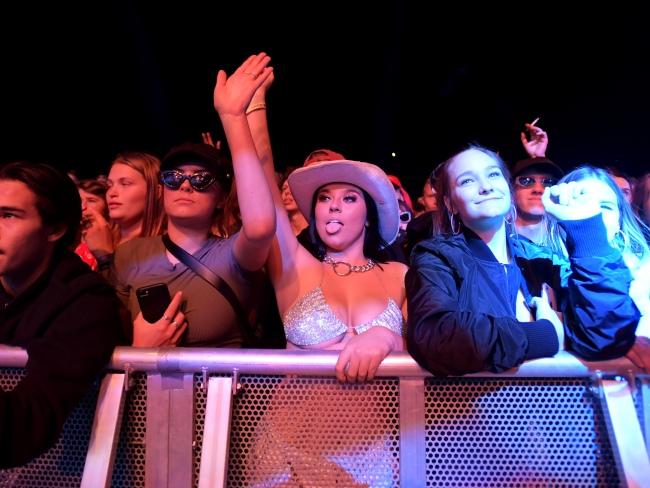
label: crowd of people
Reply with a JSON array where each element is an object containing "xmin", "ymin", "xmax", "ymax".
[{"xmin": 0, "ymin": 53, "xmax": 648, "ymax": 480}]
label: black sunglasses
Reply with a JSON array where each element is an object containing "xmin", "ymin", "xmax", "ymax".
[
  {"xmin": 515, "ymin": 175, "xmax": 557, "ymax": 188},
  {"xmin": 160, "ymin": 170, "xmax": 217, "ymax": 191}
]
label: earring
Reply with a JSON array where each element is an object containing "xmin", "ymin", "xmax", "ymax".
[
  {"xmin": 449, "ymin": 212, "xmax": 461, "ymax": 235},
  {"xmin": 613, "ymin": 229, "xmax": 627, "ymax": 251},
  {"xmin": 504, "ymin": 204, "xmax": 517, "ymax": 225}
]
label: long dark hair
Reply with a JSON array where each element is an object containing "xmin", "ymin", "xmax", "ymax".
[{"xmin": 307, "ymin": 187, "xmax": 389, "ymax": 262}]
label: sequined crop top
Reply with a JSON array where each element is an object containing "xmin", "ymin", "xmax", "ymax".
[{"xmin": 283, "ymin": 287, "xmax": 405, "ymax": 347}]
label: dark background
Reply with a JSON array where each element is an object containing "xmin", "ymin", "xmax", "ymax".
[{"xmin": 1, "ymin": 2, "xmax": 648, "ymax": 197}]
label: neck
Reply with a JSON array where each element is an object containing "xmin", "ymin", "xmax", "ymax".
[
  {"xmin": 515, "ymin": 217, "xmax": 544, "ymax": 244},
  {"xmin": 167, "ymin": 220, "xmax": 211, "ymax": 254},
  {"xmin": 1, "ymin": 249, "xmax": 55, "ymax": 298},
  {"xmin": 118, "ymin": 220, "xmax": 143, "ymax": 244},
  {"xmin": 469, "ymin": 220, "xmax": 509, "ymax": 264},
  {"xmin": 325, "ymin": 241, "xmax": 367, "ymax": 265}
]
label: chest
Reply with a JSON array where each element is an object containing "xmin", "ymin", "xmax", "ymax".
[{"xmin": 457, "ymin": 261, "xmax": 524, "ymax": 318}]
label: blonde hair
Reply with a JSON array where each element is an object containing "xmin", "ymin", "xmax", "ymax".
[
  {"xmin": 546, "ymin": 166, "xmax": 649, "ymax": 262},
  {"xmin": 110, "ymin": 152, "xmax": 166, "ymax": 237}
]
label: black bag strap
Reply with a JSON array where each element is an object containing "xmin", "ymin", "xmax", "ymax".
[{"xmin": 162, "ymin": 234, "xmax": 253, "ymax": 343}]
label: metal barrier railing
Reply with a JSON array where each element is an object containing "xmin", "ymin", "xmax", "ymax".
[{"xmin": 0, "ymin": 347, "xmax": 649, "ymax": 487}]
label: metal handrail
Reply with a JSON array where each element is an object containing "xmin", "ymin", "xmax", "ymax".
[{"xmin": 0, "ymin": 345, "xmax": 641, "ymax": 378}]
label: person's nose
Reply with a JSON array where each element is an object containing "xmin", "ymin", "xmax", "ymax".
[
  {"xmin": 478, "ymin": 177, "xmax": 494, "ymax": 194},
  {"xmin": 329, "ymin": 199, "xmax": 341, "ymax": 213},
  {"xmin": 531, "ymin": 180, "xmax": 545, "ymax": 194},
  {"xmin": 180, "ymin": 178, "xmax": 193, "ymax": 192}
]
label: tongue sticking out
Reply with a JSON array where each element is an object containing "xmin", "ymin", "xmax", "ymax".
[{"xmin": 325, "ymin": 221, "xmax": 343, "ymax": 234}]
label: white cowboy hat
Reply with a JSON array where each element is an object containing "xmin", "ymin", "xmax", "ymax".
[{"xmin": 287, "ymin": 159, "xmax": 400, "ymax": 245}]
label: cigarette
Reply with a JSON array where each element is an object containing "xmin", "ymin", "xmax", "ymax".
[{"xmin": 530, "ymin": 117, "xmax": 540, "ymax": 126}]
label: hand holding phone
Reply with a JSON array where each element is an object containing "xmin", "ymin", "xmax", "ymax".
[
  {"xmin": 136, "ymin": 283, "xmax": 171, "ymax": 323},
  {"xmin": 132, "ymin": 290, "xmax": 187, "ymax": 347}
]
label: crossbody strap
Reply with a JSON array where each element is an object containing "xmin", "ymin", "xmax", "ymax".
[{"xmin": 162, "ymin": 234, "xmax": 252, "ymax": 343}]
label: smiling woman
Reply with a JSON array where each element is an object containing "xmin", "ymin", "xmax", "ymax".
[{"xmin": 406, "ymin": 145, "xmax": 640, "ymax": 376}]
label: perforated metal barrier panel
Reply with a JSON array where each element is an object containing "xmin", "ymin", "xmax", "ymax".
[
  {"xmin": 0, "ymin": 368, "xmax": 98, "ymax": 488},
  {"xmin": 226, "ymin": 375, "xmax": 401, "ymax": 487},
  {"xmin": 424, "ymin": 378, "xmax": 619, "ymax": 487},
  {"xmin": 0, "ymin": 366, "xmax": 644, "ymax": 487},
  {"xmin": 110, "ymin": 372, "xmax": 147, "ymax": 488}
]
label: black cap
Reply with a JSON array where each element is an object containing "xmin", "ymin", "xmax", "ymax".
[
  {"xmin": 161, "ymin": 143, "xmax": 232, "ymax": 189},
  {"xmin": 511, "ymin": 157, "xmax": 564, "ymax": 179}
]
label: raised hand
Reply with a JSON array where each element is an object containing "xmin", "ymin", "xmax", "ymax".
[
  {"xmin": 248, "ymin": 70, "xmax": 274, "ymax": 108},
  {"xmin": 213, "ymin": 52, "xmax": 273, "ymax": 117},
  {"xmin": 201, "ymin": 132, "xmax": 221, "ymax": 149},
  {"xmin": 542, "ymin": 181, "xmax": 601, "ymax": 221},
  {"xmin": 520, "ymin": 119, "xmax": 548, "ymax": 158},
  {"xmin": 81, "ymin": 206, "xmax": 114, "ymax": 259}
]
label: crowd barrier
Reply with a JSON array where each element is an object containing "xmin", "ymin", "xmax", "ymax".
[{"xmin": 0, "ymin": 346, "xmax": 649, "ymax": 487}]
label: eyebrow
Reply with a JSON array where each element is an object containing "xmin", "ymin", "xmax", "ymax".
[
  {"xmin": 319, "ymin": 186, "xmax": 362, "ymax": 194},
  {"xmin": 455, "ymin": 165, "xmax": 501, "ymax": 181},
  {"xmin": 0, "ymin": 206, "xmax": 26, "ymax": 214}
]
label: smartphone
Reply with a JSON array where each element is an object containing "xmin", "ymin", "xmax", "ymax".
[{"xmin": 136, "ymin": 283, "xmax": 171, "ymax": 323}]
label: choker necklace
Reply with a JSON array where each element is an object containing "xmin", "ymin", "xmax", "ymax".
[{"xmin": 323, "ymin": 255, "xmax": 376, "ymax": 277}]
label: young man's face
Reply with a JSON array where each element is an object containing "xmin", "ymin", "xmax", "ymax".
[
  {"xmin": 513, "ymin": 170, "xmax": 557, "ymax": 219},
  {"xmin": 0, "ymin": 180, "xmax": 56, "ymax": 289}
]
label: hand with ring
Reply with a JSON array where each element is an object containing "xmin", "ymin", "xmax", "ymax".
[
  {"xmin": 132, "ymin": 291, "xmax": 188, "ymax": 347},
  {"xmin": 213, "ymin": 52, "xmax": 273, "ymax": 118}
]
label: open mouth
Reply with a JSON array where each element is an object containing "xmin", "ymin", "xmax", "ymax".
[{"xmin": 325, "ymin": 220, "xmax": 343, "ymax": 233}]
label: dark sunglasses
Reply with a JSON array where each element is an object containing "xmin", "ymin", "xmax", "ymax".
[
  {"xmin": 399, "ymin": 211, "xmax": 412, "ymax": 223},
  {"xmin": 515, "ymin": 175, "xmax": 557, "ymax": 188},
  {"xmin": 160, "ymin": 170, "xmax": 216, "ymax": 191}
]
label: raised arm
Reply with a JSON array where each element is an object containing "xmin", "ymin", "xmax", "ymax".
[
  {"xmin": 520, "ymin": 118, "xmax": 549, "ymax": 158},
  {"xmin": 213, "ymin": 53, "xmax": 276, "ymax": 272},
  {"xmin": 244, "ymin": 69, "xmax": 303, "ymax": 285},
  {"xmin": 543, "ymin": 182, "xmax": 639, "ymax": 359}
]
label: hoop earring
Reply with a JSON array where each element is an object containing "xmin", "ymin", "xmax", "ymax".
[
  {"xmin": 449, "ymin": 212, "xmax": 461, "ymax": 235},
  {"xmin": 504, "ymin": 204, "xmax": 517, "ymax": 225},
  {"xmin": 613, "ymin": 229, "xmax": 628, "ymax": 251}
]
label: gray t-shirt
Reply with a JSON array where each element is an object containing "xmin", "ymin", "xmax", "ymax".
[{"xmin": 113, "ymin": 234, "xmax": 251, "ymax": 347}]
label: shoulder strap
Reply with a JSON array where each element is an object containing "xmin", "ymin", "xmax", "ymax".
[{"xmin": 162, "ymin": 234, "xmax": 253, "ymax": 344}]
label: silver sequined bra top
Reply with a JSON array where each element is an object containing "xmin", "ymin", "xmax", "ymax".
[{"xmin": 283, "ymin": 287, "xmax": 405, "ymax": 347}]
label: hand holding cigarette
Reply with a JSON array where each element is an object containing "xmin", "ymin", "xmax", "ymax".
[{"xmin": 520, "ymin": 117, "xmax": 548, "ymax": 158}]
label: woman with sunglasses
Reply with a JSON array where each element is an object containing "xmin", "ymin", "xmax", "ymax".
[
  {"xmin": 406, "ymin": 145, "xmax": 639, "ymax": 376},
  {"xmin": 112, "ymin": 53, "xmax": 275, "ymax": 347}
]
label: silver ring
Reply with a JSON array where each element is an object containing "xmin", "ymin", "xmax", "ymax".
[
  {"xmin": 163, "ymin": 315, "xmax": 171, "ymax": 321},
  {"xmin": 243, "ymin": 71, "xmax": 255, "ymax": 76},
  {"xmin": 171, "ymin": 320, "xmax": 178, "ymax": 327}
]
